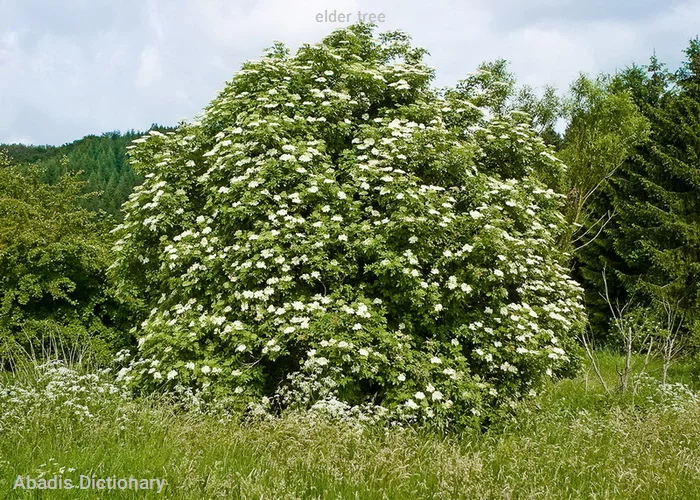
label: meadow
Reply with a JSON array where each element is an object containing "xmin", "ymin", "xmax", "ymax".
[{"xmin": 2, "ymin": 352, "xmax": 699, "ymax": 499}]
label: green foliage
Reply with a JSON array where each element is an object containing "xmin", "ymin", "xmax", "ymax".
[
  {"xmin": 2, "ymin": 126, "xmax": 173, "ymax": 220},
  {"xmin": 0, "ymin": 153, "xmax": 133, "ymax": 365},
  {"xmin": 574, "ymin": 42, "xmax": 700, "ymax": 342},
  {"xmin": 556, "ymin": 74, "xmax": 651, "ymax": 335},
  {"xmin": 33, "ymin": 132, "xmax": 144, "ymax": 217},
  {"xmin": 0, "ymin": 144, "xmax": 57, "ymax": 165},
  {"xmin": 559, "ymin": 74, "xmax": 650, "ymax": 249},
  {"xmin": 454, "ymin": 60, "xmax": 565, "ymax": 149},
  {"xmin": 111, "ymin": 25, "xmax": 585, "ymax": 430},
  {"xmin": 454, "ymin": 59, "xmax": 516, "ymax": 115}
]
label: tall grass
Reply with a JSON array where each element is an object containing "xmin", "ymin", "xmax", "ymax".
[{"xmin": 1, "ymin": 353, "xmax": 699, "ymax": 499}]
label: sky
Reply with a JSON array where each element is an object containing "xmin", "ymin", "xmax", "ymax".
[{"xmin": 1, "ymin": 0, "xmax": 699, "ymax": 146}]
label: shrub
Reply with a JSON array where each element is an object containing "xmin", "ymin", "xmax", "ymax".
[
  {"xmin": 111, "ymin": 24, "xmax": 585, "ymax": 430},
  {"xmin": 0, "ymin": 153, "xmax": 133, "ymax": 366}
]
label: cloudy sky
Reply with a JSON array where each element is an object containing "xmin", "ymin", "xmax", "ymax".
[{"xmin": 1, "ymin": 0, "xmax": 699, "ymax": 145}]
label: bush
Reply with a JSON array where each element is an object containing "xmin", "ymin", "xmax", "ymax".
[
  {"xmin": 111, "ymin": 24, "xmax": 586, "ymax": 430},
  {"xmin": 0, "ymin": 153, "xmax": 133, "ymax": 366}
]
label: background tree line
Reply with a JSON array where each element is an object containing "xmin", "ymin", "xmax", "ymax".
[
  {"xmin": 0, "ymin": 39, "xmax": 698, "ymax": 370},
  {"xmin": 2, "ymin": 124, "xmax": 174, "ymax": 218}
]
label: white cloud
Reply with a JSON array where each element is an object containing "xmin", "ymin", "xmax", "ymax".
[
  {"xmin": 1, "ymin": 0, "xmax": 698, "ymax": 145},
  {"xmin": 136, "ymin": 45, "xmax": 162, "ymax": 88},
  {"xmin": 502, "ymin": 21, "xmax": 639, "ymax": 90}
]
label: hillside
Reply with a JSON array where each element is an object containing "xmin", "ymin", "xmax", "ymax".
[{"xmin": 1, "ymin": 125, "xmax": 174, "ymax": 218}]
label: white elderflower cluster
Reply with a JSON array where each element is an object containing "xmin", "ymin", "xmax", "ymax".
[{"xmin": 0, "ymin": 361, "xmax": 129, "ymax": 434}]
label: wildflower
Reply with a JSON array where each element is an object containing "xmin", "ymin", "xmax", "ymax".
[
  {"xmin": 430, "ymin": 356, "xmax": 442, "ymax": 364},
  {"xmin": 432, "ymin": 391, "xmax": 443, "ymax": 401},
  {"xmin": 166, "ymin": 370, "xmax": 178, "ymax": 380},
  {"xmin": 414, "ymin": 391, "xmax": 426, "ymax": 400},
  {"xmin": 201, "ymin": 365, "xmax": 211, "ymax": 374},
  {"xmin": 359, "ymin": 348, "xmax": 369, "ymax": 356},
  {"xmin": 397, "ymin": 373, "xmax": 406, "ymax": 382}
]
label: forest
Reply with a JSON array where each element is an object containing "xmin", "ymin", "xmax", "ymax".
[{"xmin": 1, "ymin": 24, "xmax": 699, "ymax": 498}]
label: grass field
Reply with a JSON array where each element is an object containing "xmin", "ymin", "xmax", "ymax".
[{"xmin": 2, "ymin": 352, "xmax": 699, "ymax": 499}]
